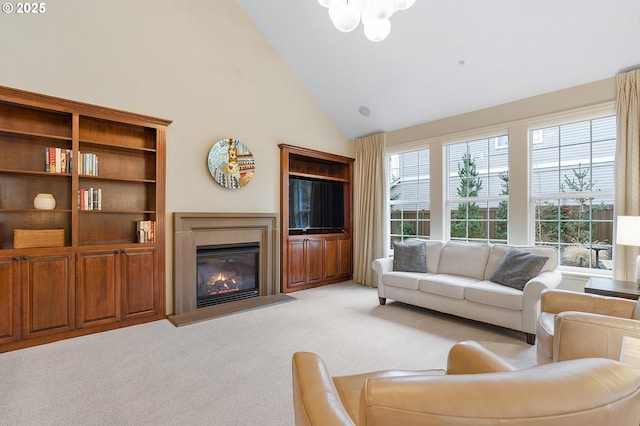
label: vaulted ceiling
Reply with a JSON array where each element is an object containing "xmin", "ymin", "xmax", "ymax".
[{"xmin": 236, "ymin": 0, "xmax": 640, "ymax": 140}]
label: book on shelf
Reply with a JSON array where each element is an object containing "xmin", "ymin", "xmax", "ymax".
[
  {"xmin": 44, "ymin": 147, "xmax": 72, "ymax": 174},
  {"xmin": 137, "ymin": 220, "xmax": 156, "ymax": 243},
  {"xmin": 78, "ymin": 188, "xmax": 102, "ymax": 210},
  {"xmin": 78, "ymin": 152, "xmax": 99, "ymax": 176}
]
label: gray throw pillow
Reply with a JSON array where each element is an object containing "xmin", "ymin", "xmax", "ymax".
[
  {"xmin": 393, "ymin": 240, "xmax": 427, "ymax": 273},
  {"xmin": 634, "ymin": 299, "xmax": 640, "ymax": 320},
  {"xmin": 490, "ymin": 247, "xmax": 549, "ymax": 290}
]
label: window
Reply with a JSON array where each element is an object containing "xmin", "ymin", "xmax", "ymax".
[
  {"xmin": 388, "ymin": 148, "xmax": 430, "ymax": 248},
  {"xmin": 531, "ymin": 115, "xmax": 616, "ymax": 270},
  {"xmin": 447, "ymin": 135, "xmax": 509, "ymax": 243}
]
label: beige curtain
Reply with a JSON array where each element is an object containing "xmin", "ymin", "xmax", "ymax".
[
  {"xmin": 353, "ymin": 133, "xmax": 388, "ymax": 287},
  {"xmin": 614, "ymin": 67, "xmax": 640, "ymax": 281}
]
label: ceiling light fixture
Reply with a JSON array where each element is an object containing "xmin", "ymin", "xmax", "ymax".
[{"xmin": 318, "ymin": 0, "xmax": 416, "ymax": 42}]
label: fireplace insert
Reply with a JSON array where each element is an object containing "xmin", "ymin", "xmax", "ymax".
[{"xmin": 196, "ymin": 242, "xmax": 260, "ymax": 308}]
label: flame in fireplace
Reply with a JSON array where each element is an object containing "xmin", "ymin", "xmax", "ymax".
[{"xmin": 205, "ymin": 272, "xmax": 240, "ymax": 295}]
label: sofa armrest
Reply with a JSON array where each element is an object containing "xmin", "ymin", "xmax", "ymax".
[
  {"xmin": 553, "ymin": 312, "xmax": 640, "ymax": 362},
  {"xmin": 526, "ymin": 270, "xmax": 563, "ymax": 290},
  {"xmin": 292, "ymin": 352, "xmax": 355, "ymax": 426},
  {"xmin": 371, "ymin": 257, "xmax": 393, "ymax": 290},
  {"xmin": 446, "ymin": 341, "xmax": 514, "ymax": 374},
  {"xmin": 520, "ymin": 270, "xmax": 563, "ymax": 334},
  {"xmin": 541, "ymin": 288, "xmax": 636, "ymax": 317}
]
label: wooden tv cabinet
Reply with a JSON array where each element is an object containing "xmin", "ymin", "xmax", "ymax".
[{"xmin": 279, "ymin": 144, "xmax": 354, "ymax": 293}]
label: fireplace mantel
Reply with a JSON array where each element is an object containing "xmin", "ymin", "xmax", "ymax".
[{"xmin": 170, "ymin": 212, "xmax": 288, "ymax": 326}]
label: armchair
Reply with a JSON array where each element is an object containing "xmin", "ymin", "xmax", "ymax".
[
  {"xmin": 292, "ymin": 340, "xmax": 640, "ymax": 426},
  {"xmin": 536, "ymin": 288, "xmax": 640, "ymax": 364}
]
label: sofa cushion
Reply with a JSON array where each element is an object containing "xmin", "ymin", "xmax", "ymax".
[
  {"xmin": 382, "ymin": 271, "xmax": 426, "ymax": 290},
  {"xmin": 464, "ymin": 281, "xmax": 524, "ymax": 310},
  {"xmin": 393, "ymin": 240, "xmax": 427, "ymax": 272},
  {"xmin": 408, "ymin": 238, "xmax": 444, "ymax": 273},
  {"xmin": 419, "ymin": 274, "xmax": 479, "ymax": 299},
  {"xmin": 490, "ymin": 247, "xmax": 549, "ymax": 290},
  {"xmin": 438, "ymin": 241, "xmax": 490, "ymax": 280}
]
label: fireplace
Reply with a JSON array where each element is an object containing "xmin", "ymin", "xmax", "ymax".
[
  {"xmin": 170, "ymin": 212, "xmax": 291, "ymax": 326},
  {"xmin": 196, "ymin": 243, "xmax": 260, "ymax": 308}
]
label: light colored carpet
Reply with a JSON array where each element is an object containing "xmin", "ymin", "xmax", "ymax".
[{"xmin": 0, "ymin": 281, "xmax": 536, "ymax": 425}]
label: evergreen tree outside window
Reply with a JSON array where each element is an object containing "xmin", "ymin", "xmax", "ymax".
[
  {"xmin": 388, "ymin": 148, "xmax": 430, "ymax": 250},
  {"xmin": 531, "ymin": 115, "xmax": 616, "ymax": 270},
  {"xmin": 448, "ymin": 135, "xmax": 508, "ymax": 243}
]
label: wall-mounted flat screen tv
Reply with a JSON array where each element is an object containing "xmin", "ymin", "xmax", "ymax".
[{"xmin": 289, "ymin": 177, "xmax": 344, "ymax": 233}]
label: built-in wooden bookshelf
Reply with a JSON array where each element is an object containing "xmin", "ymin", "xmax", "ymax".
[{"xmin": 0, "ymin": 85, "xmax": 171, "ymax": 352}]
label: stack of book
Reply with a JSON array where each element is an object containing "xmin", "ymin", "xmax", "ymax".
[
  {"xmin": 79, "ymin": 188, "xmax": 102, "ymax": 210},
  {"xmin": 137, "ymin": 220, "xmax": 156, "ymax": 243},
  {"xmin": 78, "ymin": 152, "xmax": 99, "ymax": 176},
  {"xmin": 44, "ymin": 147, "xmax": 72, "ymax": 174}
]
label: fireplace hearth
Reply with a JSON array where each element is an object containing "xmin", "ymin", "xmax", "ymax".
[{"xmin": 170, "ymin": 212, "xmax": 292, "ymax": 326}]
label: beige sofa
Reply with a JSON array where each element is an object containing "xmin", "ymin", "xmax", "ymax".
[
  {"xmin": 537, "ymin": 288, "xmax": 640, "ymax": 364},
  {"xmin": 292, "ymin": 340, "xmax": 640, "ymax": 426},
  {"xmin": 371, "ymin": 240, "xmax": 561, "ymax": 344}
]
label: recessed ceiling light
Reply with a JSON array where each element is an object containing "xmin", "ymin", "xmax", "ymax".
[
  {"xmin": 358, "ymin": 106, "xmax": 371, "ymax": 117},
  {"xmin": 458, "ymin": 59, "xmax": 466, "ymax": 66}
]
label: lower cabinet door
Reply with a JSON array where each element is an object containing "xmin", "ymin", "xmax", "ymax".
[
  {"xmin": 22, "ymin": 251, "xmax": 74, "ymax": 339},
  {"xmin": 76, "ymin": 249, "xmax": 121, "ymax": 328},
  {"xmin": 338, "ymin": 235, "xmax": 352, "ymax": 278},
  {"xmin": 121, "ymin": 247, "xmax": 159, "ymax": 319},
  {"xmin": 323, "ymin": 237, "xmax": 339, "ymax": 281},
  {"xmin": 0, "ymin": 255, "xmax": 20, "ymax": 344}
]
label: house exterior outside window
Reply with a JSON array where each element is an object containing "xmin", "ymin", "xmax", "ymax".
[
  {"xmin": 447, "ymin": 135, "xmax": 509, "ymax": 243},
  {"xmin": 531, "ymin": 115, "xmax": 616, "ymax": 271},
  {"xmin": 388, "ymin": 148, "xmax": 430, "ymax": 249}
]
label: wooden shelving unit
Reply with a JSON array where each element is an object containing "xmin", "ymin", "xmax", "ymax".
[
  {"xmin": 279, "ymin": 144, "xmax": 354, "ymax": 293},
  {"xmin": 0, "ymin": 86, "xmax": 171, "ymax": 352}
]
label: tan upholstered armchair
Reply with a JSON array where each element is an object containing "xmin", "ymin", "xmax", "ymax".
[
  {"xmin": 536, "ymin": 288, "xmax": 640, "ymax": 364},
  {"xmin": 292, "ymin": 340, "xmax": 640, "ymax": 426}
]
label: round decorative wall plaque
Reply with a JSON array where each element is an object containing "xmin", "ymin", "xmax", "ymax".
[{"xmin": 207, "ymin": 138, "xmax": 255, "ymax": 189}]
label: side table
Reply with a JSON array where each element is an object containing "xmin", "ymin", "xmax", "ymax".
[{"xmin": 584, "ymin": 277, "xmax": 640, "ymax": 300}]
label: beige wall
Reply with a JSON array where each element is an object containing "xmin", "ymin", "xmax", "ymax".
[{"xmin": 0, "ymin": 0, "xmax": 352, "ymax": 313}]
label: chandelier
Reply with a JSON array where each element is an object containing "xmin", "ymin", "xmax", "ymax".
[{"xmin": 317, "ymin": 0, "xmax": 416, "ymax": 42}]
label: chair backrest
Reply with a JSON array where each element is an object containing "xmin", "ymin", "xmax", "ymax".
[{"xmin": 360, "ymin": 358, "xmax": 640, "ymax": 425}]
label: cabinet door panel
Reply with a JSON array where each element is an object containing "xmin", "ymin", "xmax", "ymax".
[
  {"xmin": 287, "ymin": 239, "xmax": 306, "ymax": 287},
  {"xmin": 338, "ymin": 236, "xmax": 352, "ymax": 278},
  {"xmin": 23, "ymin": 253, "xmax": 74, "ymax": 337},
  {"xmin": 305, "ymin": 238, "xmax": 323, "ymax": 284},
  {"xmin": 323, "ymin": 237, "xmax": 339, "ymax": 280},
  {"xmin": 0, "ymin": 256, "xmax": 19, "ymax": 343},
  {"xmin": 122, "ymin": 248, "xmax": 157, "ymax": 318},
  {"xmin": 76, "ymin": 250, "xmax": 121, "ymax": 327}
]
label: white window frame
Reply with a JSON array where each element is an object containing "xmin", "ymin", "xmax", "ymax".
[
  {"xmin": 529, "ymin": 111, "xmax": 616, "ymax": 275},
  {"xmin": 387, "ymin": 147, "xmax": 431, "ymax": 251},
  {"xmin": 446, "ymin": 133, "xmax": 509, "ymax": 243}
]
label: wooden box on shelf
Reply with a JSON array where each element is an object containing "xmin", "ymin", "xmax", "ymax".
[{"xmin": 13, "ymin": 229, "xmax": 65, "ymax": 248}]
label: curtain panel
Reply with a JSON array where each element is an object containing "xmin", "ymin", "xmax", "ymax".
[
  {"xmin": 614, "ymin": 67, "xmax": 640, "ymax": 281},
  {"xmin": 353, "ymin": 133, "xmax": 388, "ymax": 287}
]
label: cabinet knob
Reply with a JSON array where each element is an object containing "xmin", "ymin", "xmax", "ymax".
[
  {"xmin": 23, "ymin": 256, "xmax": 29, "ymax": 260},
  {"xmin": 13, "ymin": 256, "xmax": 20, "ymax": 261}
]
